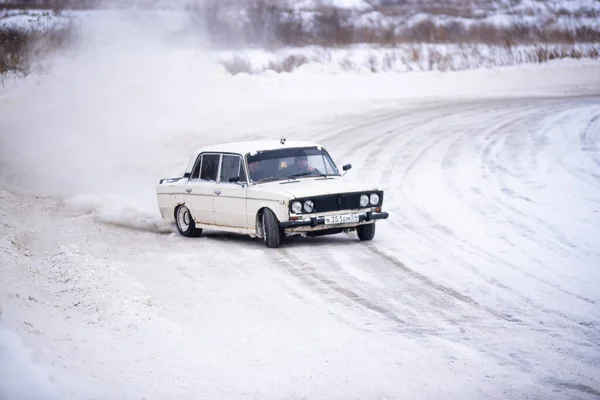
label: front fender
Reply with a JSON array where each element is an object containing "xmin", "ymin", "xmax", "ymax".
[{"xmin": 247, "ymin": 199, "xmax": 289, "ymax": 228}]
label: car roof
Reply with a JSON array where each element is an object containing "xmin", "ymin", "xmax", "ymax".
[
  {"xmin": 184, "ymin": 140, "xmax": 326, "ymax": 174},
  {"xmin": 195, "ymin": 140, "xmax": 323, "ymax": 155}
]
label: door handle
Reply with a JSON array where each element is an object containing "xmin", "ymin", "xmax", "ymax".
[
  {"xmin": 185, "ymin": 188, "xmax": 192, "ymax": 193},
  {"xmin": 214, "ymin": 189, "xmax": 222, "ymax": 195}
]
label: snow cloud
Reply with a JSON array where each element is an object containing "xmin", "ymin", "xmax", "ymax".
[{"xmin": 0, "ymin": 9, "xmax": 227, "ymax": 227}]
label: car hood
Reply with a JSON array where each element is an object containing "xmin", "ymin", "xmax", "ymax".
[{"xmin": 250, "ymin": 177, "xmax": 380, "ymax": 199}]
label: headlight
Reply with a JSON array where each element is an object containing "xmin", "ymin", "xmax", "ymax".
[
  {"xmin": 369, "ymin": 193, "xmax": 380, "ymax": 205},
  {"xmin": 360, "ymin": 194, "xmax": 369, "ymax": 207},
  {"xmin": 303, "ymin": 200, "xmax": 314, "ymax": 213},
  {"xmin": 291, "ymin": 201, "xmax": 302, "ymax": 213}
]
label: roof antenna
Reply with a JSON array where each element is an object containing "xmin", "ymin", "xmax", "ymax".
[{"xmin": 280, "ymin": 138, "xmax": 286, "ymax": 145}]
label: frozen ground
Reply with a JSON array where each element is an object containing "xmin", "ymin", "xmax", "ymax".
[{"xmin": 1, "ymin": 12, "xmax": 600, "ymax": 400}]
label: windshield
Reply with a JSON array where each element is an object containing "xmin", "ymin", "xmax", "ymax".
[{"xmin": 246, "ymin": 146, "xmax": 340, "ymax": 183}]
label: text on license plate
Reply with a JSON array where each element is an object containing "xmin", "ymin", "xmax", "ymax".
[{"xmin": 324, "ymin": 214, "xmax": 360, "ymax": 225}]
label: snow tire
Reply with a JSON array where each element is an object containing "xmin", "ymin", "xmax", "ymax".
[
  {"xmin": 357, "ymin": 223, "xmax": 376, "ymax": 241},
  {"xmin": 262, "ymin": 208, "xmax": 281, "ymax": 248},
  {"xmin": 175, "ymin": 205, "xmax": 202, "ymax": 237}
]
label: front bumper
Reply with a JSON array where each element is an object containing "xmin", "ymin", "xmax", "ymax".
[{"xmin": 279, "ymin": 211, "xmax": 389, "ymax": 229}]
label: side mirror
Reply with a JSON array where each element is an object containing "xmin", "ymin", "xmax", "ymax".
[
  {"xmin": 229, "ymin": 176, "xmax": 247, "ymax": 187},
  {"xmin": 341, "ymin": 164, "xmax": 352, "ymax": 176}
]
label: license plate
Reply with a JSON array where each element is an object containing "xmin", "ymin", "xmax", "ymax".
[{"xmin": 324, "ymin": 214, "xmax": 360, "ymax": 225}]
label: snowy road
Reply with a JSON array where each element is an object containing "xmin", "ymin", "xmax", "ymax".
[{"xmin": 2, "ymin": 88, "xmax": 600, "ymax": 399}]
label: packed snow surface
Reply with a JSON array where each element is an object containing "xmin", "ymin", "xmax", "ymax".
[{"xmin": 1, "ymin": 10, "xmax": 600, "ymax": 400}]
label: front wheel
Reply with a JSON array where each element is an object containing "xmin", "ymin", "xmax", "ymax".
[
  {"xmin": 262, "ymin": 208, "xmax": 281, "ymax": 248},
  {"xmin": 357, "ymin": 223, "xmax": 375, "ymax": 241},
  {"xmin": 175, "ymin": 205, "xmax": 202, "ymax": 237}
]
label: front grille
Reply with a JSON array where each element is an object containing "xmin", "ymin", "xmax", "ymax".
[
  {"xmin": 314, "ymin": 193, "xmax": 360, "ymax": 212},
  {"xmin": 291, "ymin": 191, "xmax": 383, "ymax": 214}
]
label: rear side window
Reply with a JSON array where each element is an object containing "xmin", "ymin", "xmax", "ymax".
[
  {"xmin": 200, "ymin": 154, "xmax": 220, "ymax": 181},
  {"xmin": 220, "ymin": 155, "xmax": 242, "ymax": 183}
]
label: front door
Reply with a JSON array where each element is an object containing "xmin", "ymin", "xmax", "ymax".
[
  {"xmin": 213, "ymin": 154, "xmax": 248, "ymax": 228},
  {"xmin": 184, "ymin": 153, "xmax": 220, "ymax": 225}
]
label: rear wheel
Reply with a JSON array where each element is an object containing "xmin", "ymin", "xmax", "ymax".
[
  {"xmin": 262, "ymin": 208, "xmax": 281, "ymax": 248},
  {"xmin": 175, "ymin": 205, "xmax": 202, "ymax": 237},
  {"xmin": 357, "ymin": 223, "xmax": 375, "ymax": 241}
]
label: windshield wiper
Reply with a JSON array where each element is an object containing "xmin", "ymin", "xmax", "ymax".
[
  {"xmin": 257, "ymin": 177, "xmax": 286, "ymax": 183},
  {"xmin": 288, "ymin": 172, "xmax": 327, "ymax": 178}
]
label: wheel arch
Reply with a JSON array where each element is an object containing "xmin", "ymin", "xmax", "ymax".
[
  {"xmin": 255, "ymin": 206, "xmax": 283, "ymax": 239},
  {"xmin": 255, "ymin": 207, "xmax": 269, "ymax": 238}
]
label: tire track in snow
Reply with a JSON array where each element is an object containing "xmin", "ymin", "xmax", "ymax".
[
  {"xmin": 478, "ymin": 103, "xmax": 585, "ymax": 256},
  {"xmin": 273, "ymin": 240, "xmax": 500, "ymax": 333},
  {"xmin": 360, "ymin": 107, "xmax": 475, "ymax": 184},
  {"xmin": 579, "ymin": 113, "xmax": 600, "ymax": 172},
  {"xmin": 449, "ymin": 103, "xmax": 597, "ymax": 286},
  {"xmin": 273, "ymin": 247, "xmax": 407, "ymax": 327},
  {"xmin": 533, "ymin": 101, "xmax": 600, "ymax": 202},
  {"xmin": 366, "ymin": 104, "xmax": 536, "ymax": 275},
  {"xmin": 363, "ymin": 243, "xmax": 600, "ymax": 350},
  {"xmin": 437, "ymin": 102, "xmax": 597, "ymax": 304},
  {"xmin": 308, "ymin": 103, "xmax": 550, "ymax": 326},
  {"xmin": 361, "ymin": 243, "xmax": 522, "ymax": 323},
  {"xmin": 379, "ymin": 101, "xmax": 594, "ymax": 302},
  {"xmin": 417, "ymin": 101, "xmax": 598, "ymax": 342},
  {"xmin": 326, "ymin": 98, "xmax": 599, "ymax": 342},
  {"xmin": 317, "ymin": 101, "xmax": 471, "ymax": 163}
]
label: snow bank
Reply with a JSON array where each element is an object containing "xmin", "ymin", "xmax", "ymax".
[
  {"xmin": 0, "ymin": 328, "xmax": 59, "ymax": 400},
  {"xmin": 0, "ymin": 218, "xmax": 174, "ymax": 399},
  {"xmin": 0, "ymin": 241, "xmax": 59, "ymax": 400},
  {"xmin": 217, "ymin": 43, "xmax": 600, "ymax": 74},
  {"xmin": 0, "ymin": 9, "xmax": 75, "ymax": 30}
]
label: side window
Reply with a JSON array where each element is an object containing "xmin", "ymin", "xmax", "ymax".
[
  {"xmin": 191, "ymin": 155, "xmax": 202, "ymax": 180},
  {"xmin": 200, "ymin": 154, "xmax": 220, "ymax": 181},
  {"xmin": 219, "ymin": 155, "xmax": 242, "ymax": 183}
]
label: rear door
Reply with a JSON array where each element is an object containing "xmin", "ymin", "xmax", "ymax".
[
  {"xmin": 184, "ymin": 153, "xmax": 220, "ymax": 225},
  {"xmin": 213, "ymin": 154, "xmax": 248, "ymax": 228}
]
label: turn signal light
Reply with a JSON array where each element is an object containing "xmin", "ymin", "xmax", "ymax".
[{"xmin": 375, "ymin": 207, "xmax": 382, "ymax": 212}]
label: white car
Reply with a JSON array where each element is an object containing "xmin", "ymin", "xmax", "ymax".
[{"xmin": 156, "ymin": 139, "xmax": 389, "ymax": 248}]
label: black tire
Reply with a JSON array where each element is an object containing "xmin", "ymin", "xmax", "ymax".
[
  {"xmin": 357, "ymin": 223, "xmax": 376, "ymax": 241},
  {"xmin": 262, "ymin": 208, "xmax": 281, "ymax": 248},
  {"xmin": 174, "ymin": 205, "xmax": 202, "ymax": 237}
]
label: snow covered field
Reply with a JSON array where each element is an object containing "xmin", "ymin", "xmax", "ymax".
[
  {"xmin": 3, "ymin": 3, "xmax": 600, "ymax": 76},
  {"xmin": 2, "ymin": 0, "xmax": 600, "ymax": 31},
  {"xmin": 1, "ymin": 11, "xmax": 600, "ymax": 400}
]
